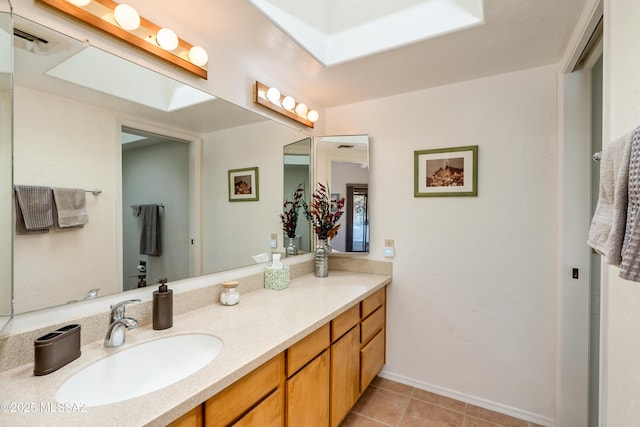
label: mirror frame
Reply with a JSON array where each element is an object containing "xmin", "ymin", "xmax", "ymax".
[{"xmin": 0, "ymin": 4, "xmax": 14, "ymax": 333}]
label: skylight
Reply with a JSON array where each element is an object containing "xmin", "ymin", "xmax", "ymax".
[
  {"xmin": 46, "ymin": 46, "xmax": 215, "ymax": 112},
  {"xmin": 247, "ymin": 0, "xmax": 484, "ymax": 66}
]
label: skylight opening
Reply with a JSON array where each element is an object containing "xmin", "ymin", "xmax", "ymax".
[
  {"xmin": 247, "ymin": 0, "xmax": 484, "ymax": 67},
  {"xmin": 46, "ymin": 46, "xmax": 215, "ymax": 112}
]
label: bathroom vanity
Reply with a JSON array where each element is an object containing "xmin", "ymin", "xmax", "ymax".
[{"xmin": 0, "ymin": 270, "xmax": 390, "ymax": 426}]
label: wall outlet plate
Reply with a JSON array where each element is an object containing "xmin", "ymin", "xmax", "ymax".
[{"xmin": 384, "ymin": 247, "xmax": 394, "ymax": 258}]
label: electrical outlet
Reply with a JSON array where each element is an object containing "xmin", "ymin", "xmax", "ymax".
[
  {"xmin": 384, "ymin": 239, "xmax": 394, "ymax": 247},
  {"xmin": 269, "ymin": 233, "xmax": 277, "ymax": 248}
]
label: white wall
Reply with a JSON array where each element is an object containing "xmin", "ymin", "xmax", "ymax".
[
  {"xmin": 13, "ymin": 85, "xmax": 119, "ymax": 312},
  {"xmin": 602, "ymin": 0, "xmax": 640, "ymax": 424},
  {"xmin": 201, "ymin": 120, "xmax": 303, "ymax": 273},
  {"xmin": 326, "ymin": 65, "xmax": 558, "ymax": 423}
]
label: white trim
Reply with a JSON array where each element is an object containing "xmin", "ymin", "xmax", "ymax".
[
  {"xmin": 558, "ymin": 0, "xmax": 603, "ymax": 74},
  {"xmin": 378, "ymin": 369, "xmax": 554, "ymax": 427}
]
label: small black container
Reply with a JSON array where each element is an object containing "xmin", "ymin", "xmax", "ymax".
[{"xmin": 153, "ymin": 278, "xmax": 173, "ymax": 330}]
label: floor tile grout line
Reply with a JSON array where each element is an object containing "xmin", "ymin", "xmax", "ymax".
[
  {"xmin": 349, "ymin": 410, "xmax": 395, "ymax": 426},
  {"xmin": 395, "ymin": 391, "xmax": 413, "ymax": 427}
]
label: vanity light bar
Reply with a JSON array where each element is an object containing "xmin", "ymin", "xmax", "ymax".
[
  {"xmin": 36, "ymin": 0, "xmax": 208, "ymax": 79},
  {"xmin": 253, "ymin": 81, "xmax": 318, "ymax": 128}
]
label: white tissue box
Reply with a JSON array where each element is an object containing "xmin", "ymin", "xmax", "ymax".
[{"xmin": 264, "ymin": 266, "xmax": 290, "ymax": 290}]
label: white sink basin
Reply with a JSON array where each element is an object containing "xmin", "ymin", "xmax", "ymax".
[{"xmin": 56, "ymin": 334, "xmax": 223, "ymax": 407}]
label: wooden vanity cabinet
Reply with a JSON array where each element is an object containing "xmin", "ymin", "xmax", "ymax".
[{"xmin": 168, "ymin": 285, "xmax": 387, "ymax": 427}]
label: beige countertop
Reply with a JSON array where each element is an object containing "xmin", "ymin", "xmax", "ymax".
[{"xmin": 0, "ymin": 271, "xmax": 391, "ymax": 426}]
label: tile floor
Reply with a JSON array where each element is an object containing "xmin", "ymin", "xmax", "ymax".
[{"xmin": 340, "ymin": 377, "xmax": 544, "ymax": 427}]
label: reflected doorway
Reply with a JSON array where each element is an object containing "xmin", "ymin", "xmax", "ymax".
[
  {"xmin": 346, "ymin": 184, "xmax": 369, "ymax": 252},
  {"xmin": 121, "ymin": 127, "xmax": 190, "ymax": 290}
]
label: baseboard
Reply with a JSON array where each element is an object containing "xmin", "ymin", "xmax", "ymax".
[{"xmin": 378, "ymin": 369, "xmax": 555, "ymax": 427}]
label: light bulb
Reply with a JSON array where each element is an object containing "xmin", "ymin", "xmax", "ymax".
[
  {"xmin": 66, "ymin": 0, "xmax": 91, "ymax": 6},
  {"xmin": 114, "ymin": 4, "xmax": 140, "ymax": 31},
  {"xmin": 307, "ymin": 110, "xmax": 319, "ymax": 122},
  {"xmin": 295, "ymin": 103, "xmax": 308, "ymax": 117},
  {"xmin": 281, "ymin": 96, "xmax": 295, "ymax": 110},
  {"xmin": 265, "ymin": 87, "xmax": 281, "ymax": 103},
  {"xmin": 189, "ymin": 46, "xmax": 209, "ymax": 67},
  {"xmin": 157, "ymin": 28, "xmax": 179, "ymax": 50}
]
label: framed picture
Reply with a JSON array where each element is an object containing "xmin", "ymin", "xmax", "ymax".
[
  {"xmin": 414, "ymin": 145, "xmax": 478, "ymax": 197},
  {"xmin": 228, "ymin": 167, "xmax": 259, "ymax": 202}
]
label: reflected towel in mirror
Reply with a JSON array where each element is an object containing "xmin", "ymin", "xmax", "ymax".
[
  {"xmin": 52, "ymin": 187, "xmax": 89, "ymax": 228},
  {"xmin": 139, "ymin": 204, "xmax": 161, "ymax": 256},
  {"xmin": 14, "ymin": 185, "xmax": 53, "ymax": 235}
]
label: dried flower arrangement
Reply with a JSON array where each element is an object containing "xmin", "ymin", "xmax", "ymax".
[
  {"xmin": 280, "ymin": 183, "xmax": 304, "ymax": 238},
  {"xmin": 304, "ymin": 183, "xmax": 345, "ymax": 240}
]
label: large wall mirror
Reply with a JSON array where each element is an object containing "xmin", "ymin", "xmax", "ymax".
[
  {"xmin": 316, "ymin": 135, "xmax": 370, "ymax": 253},
  {"xmin": 0, "ymin": 6, "xmax": 13, "ymax": 333},
  {"xmin": 9, "ymin": 14, "xmax": 307, "ymax": 314}
]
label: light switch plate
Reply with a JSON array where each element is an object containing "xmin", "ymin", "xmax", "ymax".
[
  {"xmin": 269, "ymin": 233, "xmax": 277, "ymax": 248},
  {"xmin": 384, "ymin": 239, "xmax": 395, "ymax": 258}
]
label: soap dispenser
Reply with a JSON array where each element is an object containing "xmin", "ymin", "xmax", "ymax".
[{"xmin": 153, "ymin": 278, "xmax": 173, "ymax": 330}]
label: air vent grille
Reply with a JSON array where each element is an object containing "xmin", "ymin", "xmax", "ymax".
[{"xmin": 13, "ymin": 28, "xmax": 49, "ymax": 45}]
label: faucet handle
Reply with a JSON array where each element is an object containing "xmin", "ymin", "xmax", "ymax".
[{"xmin": 109, "ymin": 299, "xmax": 141, "ymax": 322}]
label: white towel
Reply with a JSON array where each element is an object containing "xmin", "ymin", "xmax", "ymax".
[
  {"xmin": 587, "ymin": 131, "xmax": 632, "ymax": 266},
  {"xmin": 52, "ymin": 187, "xmax": 88, "ymax": 228}
]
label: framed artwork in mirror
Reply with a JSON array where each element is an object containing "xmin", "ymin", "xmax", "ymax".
[
  {"xmin": 228, "ymin": 167, "xmax": 259, "ymax": 202},
  {"xmin": 414, "ymin": 145, "xmax": 478, "ymax": 197}
]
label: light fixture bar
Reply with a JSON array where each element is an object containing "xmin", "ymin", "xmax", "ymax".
[
  {"xmin": 36, "ymin": 0, "xmax": 207, "ymax": 79},
  {"xmin": 253, "ymin": 81, "xmax": 316, "ymax": 128}
]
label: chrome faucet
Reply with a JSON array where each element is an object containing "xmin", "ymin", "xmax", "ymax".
[{"xmin": 104, "ymin": 299, "xmax": 141, "ymax": 348}]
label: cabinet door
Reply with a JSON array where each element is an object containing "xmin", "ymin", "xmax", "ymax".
[
  {"xmin": 233, "ymin": 388, "xmax": 283, "ymax": 427},
  {"xmin": 286, "ymin": 349, "xmax": 330, "ymax": 427},
  {"xmin": 330, "ymin": 325, "xmax": 360, "ymax": 427},
  {"xmin": 167, "ymin": 406, "xmax": 203, "ymax": 427},
  {"xmin": 360, "ymin": 329, "xmax": 385, "ymax": 392}
]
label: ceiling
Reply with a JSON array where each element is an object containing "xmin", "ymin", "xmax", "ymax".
[{"xmin": 132, "ymin": 0, "xmax": 587, "ymax": 108}]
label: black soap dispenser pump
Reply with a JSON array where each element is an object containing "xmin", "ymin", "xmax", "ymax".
[{"xmin": 153, "ymin": 278, "xmax": 173, "ymax": 330}]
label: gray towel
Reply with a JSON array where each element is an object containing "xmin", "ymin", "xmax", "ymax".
[
  {"xmin": 52, "ymin": 187, "xmax": 89, "ymax": 228},
  {"xmin": 14, "ymin": 185, "xmax": 53, "ymax": 235},
  {"xmin": 620, "ymin": 128, "xmax": 640, "ymax": 281},
  {"xmin": 139, "ymin": 204, "xmax": 161, "ymax": 256},
  {"xmin": 587, "ymin": 133, "xmax": 632, "ymax": 265}
]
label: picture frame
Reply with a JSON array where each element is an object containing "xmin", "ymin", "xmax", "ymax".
[
  {"xmin": 414, "ymin": 145, "xmax": 478, "ymax": 197},
  {"xmin": 228, "ymin": 167, "xmax": 259, "ymax": 202},
  {"xmin": 331, "ymin": 193, "xmax": 341, "ymax": 213}
]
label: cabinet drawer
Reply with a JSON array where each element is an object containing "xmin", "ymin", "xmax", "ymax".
[
  {"xmin": 361, "ymin": 306, "xmax": 384, "ymax": 346},
  {"xmin": 232, "ymin": 387, "xmax": 283, "ymax": 427},
  {"xmin": 361, "ymin": 287, "xmax": 385, "ymax": 319},
  {"xmin": 360, "ymin": 329, "xmax": 385, "ymax": 392},
  {"xmin": 205, "ymin": 353, "xmax": 284, "ymax": 427},
  {"xmin": 331, "ymin": 304, "xmax": 360, "ymax": 342},
  {"xmin": 287, "ymin": 323, "xmax": 330, "ymax": 377}
]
